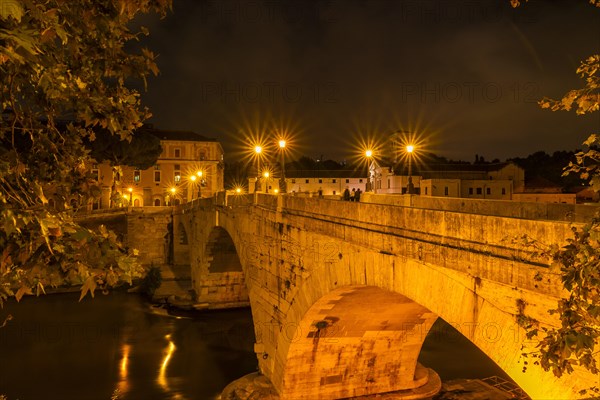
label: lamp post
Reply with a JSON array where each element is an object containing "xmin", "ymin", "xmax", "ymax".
[
  {"xmin": 127, "ymin": 187, "xmax": 133, "ymax": 205},
  {"xmin": 365, "ymin": 149, "xmax": 373, "ymax": 192},
  {"xmin": 254, "ymin": 145, "xmax": 262, "ymax": 193},
  {"xmin": 263, "ymin": 171, "xmax": 270, "ymax": 194},
  {"xmin": 406, "ymin": 144, "xmax": 415, "ymax": 194},
  {"xmin": 278, "ymin": 139, "xmax": 287, "ymax": 193}
]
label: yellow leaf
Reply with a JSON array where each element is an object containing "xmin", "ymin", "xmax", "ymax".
[{"xmin": 15, "ymin": 285, "xmax": 32, "ymax": 302}]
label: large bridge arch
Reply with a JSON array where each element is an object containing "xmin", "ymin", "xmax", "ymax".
[{"xmin": 268, "ymin": 247, "xmax": 585, "ymax": 400}]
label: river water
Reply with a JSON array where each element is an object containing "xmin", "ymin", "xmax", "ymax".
[{"xmin": 0, "ymin": 292, "xmax": 511, "ymax": 400}]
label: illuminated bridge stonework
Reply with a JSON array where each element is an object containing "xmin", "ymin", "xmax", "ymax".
[{"xmin": 176, "ymin": 194, "xmax": 599, "ymax": 400}]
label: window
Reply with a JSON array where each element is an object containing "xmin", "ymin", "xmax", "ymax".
[
  {"xmin": 333, "ymin": 190, "xmax": 336, "ymax": 195},
  {"xmin": 154, "ymin": 198, "xmax": 161, "ymax": 206},
  {"xmin": 174, "ymin": 164, "xmax": 181, "ymax": 183},
  {"xmin": 133, "ymin": 170, "xmax": 141, "ymax": 183},
  {"xmin": 318, "ymin": 179, "xmax": 323, "ymax": 183},
  {"xmin": 502, "ymin": 188, "xmax": 506, "ymax": 195},
  {"xmin": 332, "ymin": 179, "xmax": 336, "ymax": 183},
  {"xmin": 199, "ymin": 151, "xmax": 205, "ymax": 161},
  {"xmin": 305, "ymin": 179, "xmax": 309, "ymax": 184},
  {"xmin": 476, "ymin": 188, "xmax": 482, "ymax": 195},
  {"xmin": 154, "ymin": 170, "xmax": 161, "ymax": 182},
  {"xmin": 444, "ymin": 186, "xmax": 449, "ymax": 196},
  {"xmin": 388, "ymin": 179, "xmax": 391, "ymax": 189},
  {"xmin": 359, "ymin": 179, "xmax": 363, "ymax": 183},
  {"xmin": 115, "ymin": 171, "xmax": 121, "ymax": 183},
  {"xmin": 291, "ymin": 179, "xmax": 296, "ymax": 184},
  {"xmin": 154, "ymin": 164, "xmax": 160, "ymax": 170},
  {"xmin": 174, "ymin": 148, "xmax": 181, "ymax": 158},
  {"xmin": 425, "ymin": 187, "xmax": 428, "ymax": 195},
  {"xmin": 345, "ymin": 179, "xmax": 349, "ymax": 183},
  {"xmin": 469, "ymin": 188, "xmax": 474, "ymax": 195},
  {"xmin": 486, "ymin": 187, "xmax": 491, "ymax": 195}
]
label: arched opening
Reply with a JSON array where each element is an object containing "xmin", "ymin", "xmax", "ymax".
[
  {"xmin": 174, "ymin": 199, "xmax": 181, "ymax": 206},
  {"xmin": 154, "ymin": 198, "xmax": 161, "ymax": 206},
  {"xmin": 195, "ymin": 227, "xmax": 248, "ymax": 308},
  {"xmin": 205, "ymin": 227, "xmax": 243, "ymax": 273},
  {"xmin": 280, "ymin": 286, "xmax": 440, "ymax": 399},
  {"xmin": 134, "ymin": 198, "xmax": 140, "ymax": 207}
]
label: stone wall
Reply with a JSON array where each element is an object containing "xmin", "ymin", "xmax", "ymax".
[{"xmin": 125, "ymin": 207, "xmax": 173, "ymax": 266}]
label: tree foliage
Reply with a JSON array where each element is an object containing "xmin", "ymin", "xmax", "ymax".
[
  {"xmin": 0, "ymin": 0, "xmax": 171, "ymax": 305},
  {"xmin": 511, "ymin": 0, "xmax": 600, "ymax": 383}
]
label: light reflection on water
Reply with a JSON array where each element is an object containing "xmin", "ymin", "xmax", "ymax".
[{"xmin": 0, "ymin": 292, "xmax": 257, "ymax": 400}]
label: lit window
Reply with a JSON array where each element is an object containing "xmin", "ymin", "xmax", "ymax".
[
  {"xmin": 134, "ymin": 170, "xmax": 141, "ymax": 183},
  {"xmin": 174, "ymin": 172, "xmax": 181, "ymax": 183}
]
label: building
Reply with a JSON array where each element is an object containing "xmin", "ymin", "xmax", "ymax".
[
  {"xmin": 249, "ymin": 169, "xmax": 369, "ymax": 196},
  {"xmin": 87, "ymin": 128, "xmax": 224, "ymax": 209},
  {"xmin": 372, "ymin": 162, "xmax": 524, "ymax": 200}
]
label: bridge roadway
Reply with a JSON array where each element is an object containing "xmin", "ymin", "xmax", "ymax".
[{"xmin": 176, "ymin": 193, "xmax": 599, "ymax": 399}]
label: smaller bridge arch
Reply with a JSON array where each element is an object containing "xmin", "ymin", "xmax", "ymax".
[{"xmin": 192, "ymin": 226, "xmax": 249, "ymax": 308}]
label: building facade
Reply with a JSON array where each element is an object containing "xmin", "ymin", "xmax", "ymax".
[{"xmin": 88, "ymin": 129, "xmax": 224, "ymax": 209}]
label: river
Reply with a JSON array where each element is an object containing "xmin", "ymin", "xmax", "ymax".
[{"xmin": 0, "ymin": 292, "xmax": 512, "ymax": 400}]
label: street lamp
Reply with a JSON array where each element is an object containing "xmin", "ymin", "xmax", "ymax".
[
  {"xmin": 406, "ymin": 144, "xmax": 415, "ymax": 194},
  {"xmin": 278, "ymin": 139, "xmax": 287, "ymax": 193},
  {"xmin": 365, "ymin": 149, "xmax": 374, "ymax": 192},
  {"xmin": 263, "ymin": 171, "xmax": 270, "ymax": 194},
  {"xmin": 254, "ymin": 145, "xmax": 262, "ymax": 193},
  {"xmin": 127, "ymin": 187, "xmax": 133, "ymax": 205}
]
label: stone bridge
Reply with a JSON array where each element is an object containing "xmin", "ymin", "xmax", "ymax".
[{"xmin": 174, "ymin": 193, "xmax": 599, "ymax": 399}]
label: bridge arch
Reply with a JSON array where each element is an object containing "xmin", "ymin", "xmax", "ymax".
[
  {"xmin": 280, "ymin": 285, "xmax": 440, "ymax": 399},
  {"xmin": 192, "ymin": 225, "xmax": 249, "ymax": 307},
  {"xmin": 270, "ymin": 254, "xmax": 571, "ymax": 400}
]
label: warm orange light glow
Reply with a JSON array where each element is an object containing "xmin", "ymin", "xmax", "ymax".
[
  {"xmin": 406, "ymin": 144, "xmax": 415, "ymax": 153},
  {"xmin": 274, "ymin": 188, "xmax": 279, "ymax": 194},
  {"xmin": 190, "ymin": 175, "xmax": 197, "ymax": 182},
  {"xmin": 235, "ymin": 187, "xmax": 242, "ymax": 194},
  {"xmin": 279, "ymin": 139, "xmax": 286, "ymax": 148},
  {"xmin": 122, "ymin": 194, "xmax": 128, "ymax": 199},
  {"xmin": 158, "ymin": 334, "xmax": 176, "ymax": 391},
  {"xmin": 365, "ymin": 149, "xmax": 373, "ymax": 158},
  {"xmin": 255, "ymin": 145, "xmax": 262, "ymax": 154},
  {"xmin": 263, "ymin": 171, "xmax": 270, "ymax": 178},
  {"xmin": 127, "ymin": 187, "xmax": 133, "ymax": 193},
  {"xmin": 196, "ymin": 170, "xmax": 203, "ymax": 178},
  {"xmin": 170, "ymin": 187, "xmax": 176, "ymax": 194}
]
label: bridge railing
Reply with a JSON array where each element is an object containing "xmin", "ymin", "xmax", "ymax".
[{"xmin": 358, "ymin": 193, "xmax": 599, "ymax": 223}]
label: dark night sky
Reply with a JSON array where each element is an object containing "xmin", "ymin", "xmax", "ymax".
[{"xmin": 138, "ymin": 0, "xmax": 600, "ymax": 162}]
